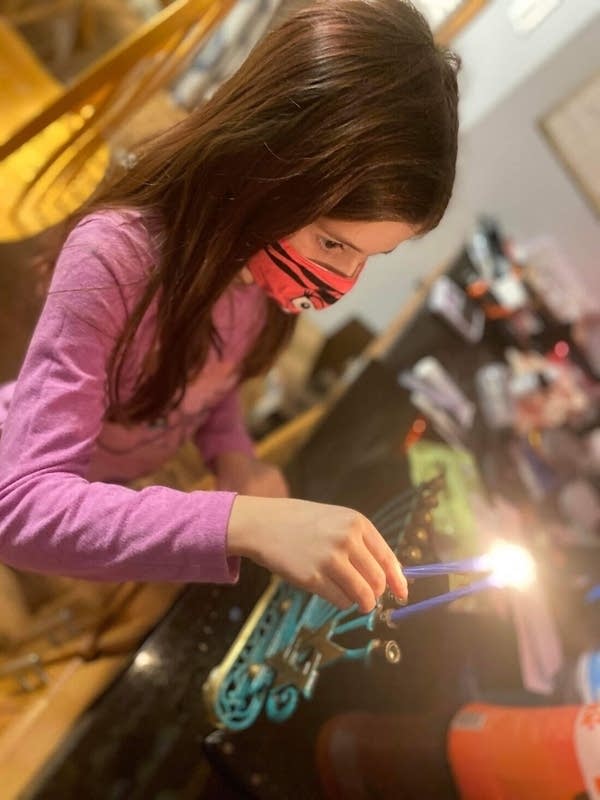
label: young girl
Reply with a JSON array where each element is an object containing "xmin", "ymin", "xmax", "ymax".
[{"xmin": 0, "ymin": 0, "xmax": 459, "ymax": 614}]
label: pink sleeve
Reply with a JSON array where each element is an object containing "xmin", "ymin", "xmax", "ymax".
[
  {"xmin": 0, "ymin": 215, "xmax": 240, "ymax": 584},
  {"xmin": 195, "ymin": 388, "xmax": 256, "ymax": 467}
]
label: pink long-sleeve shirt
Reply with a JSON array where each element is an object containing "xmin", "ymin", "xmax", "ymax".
[{"xmin": 0, "ymin": 210, "xmax": 267, "ymax": 584}]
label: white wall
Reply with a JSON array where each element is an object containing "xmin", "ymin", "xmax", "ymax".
[
  {"xmin": 310, "ymin": 0, "xmax": 600, "ymax": 335},
  {"xmin": 459, "ymin": 14, "xmax": 600, "ymax": 300},
  {"xmin": 455, "ymin": 0, "xmax": 599, "ymax": 131}
]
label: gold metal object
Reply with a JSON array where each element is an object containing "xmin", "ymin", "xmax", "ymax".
[
  {"xmin": 403, "ymin": 545, "xmax": 423, "ymax": 563},
  {"xmin": 414, "ymin": 528, "xmax": 429, "ymax": 544},
  {"xmin": 382, "ymin": 640, "xmax": 401, "ymax": 664}
]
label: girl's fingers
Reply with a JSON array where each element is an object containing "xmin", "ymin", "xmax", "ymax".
[
  {"xmin": 328, "ymin": 556, "xmax": 377, "ymax": 613},
  {"xmin": 361, "ymin": 518, "xmax": 408, "ymax": 600},
  {"xmin": 349, "ymin": 542, "xmax": 387, "ymax": 599},
  {"xmin": 313, "ymin": 576, "xmax": 354, "ymax": 610}
]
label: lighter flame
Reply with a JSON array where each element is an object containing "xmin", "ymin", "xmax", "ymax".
[{"xmin": 480, "ymin": 542, "xmax": 536, "ymax": 590}]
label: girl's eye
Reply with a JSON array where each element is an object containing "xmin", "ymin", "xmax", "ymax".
[{"xmin": 319, "ymin": 237, "xmax": 344, "ymax": 252}]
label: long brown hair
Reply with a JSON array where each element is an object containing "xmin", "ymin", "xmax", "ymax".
[{"xmin": 78, "ymin": 0, "xmax": 460, "ymax": 423}]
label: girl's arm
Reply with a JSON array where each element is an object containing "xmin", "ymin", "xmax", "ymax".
[
  {"xmin": 195, "ymin": 388, "xmax": 256, "ymax": 466},
  {"xmin": 0, "ymin": 215, "xmax": 241, "ymax": 584}
]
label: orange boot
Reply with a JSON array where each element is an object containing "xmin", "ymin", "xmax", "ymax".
[{"xmin": 448, "ymin": 702, "xmax": 600, "ymax": 800}]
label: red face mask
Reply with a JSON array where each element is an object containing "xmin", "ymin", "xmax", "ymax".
[{"xmin": 246, "ymin": 240, "xmax": 360, "ymax": 313}]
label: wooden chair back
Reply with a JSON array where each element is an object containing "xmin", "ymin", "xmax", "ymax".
[{"xmin": 0, "ymin": 0, "xmax": 237, "ymax": 241}]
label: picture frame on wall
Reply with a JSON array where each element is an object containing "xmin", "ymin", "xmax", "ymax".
[{"xmin": 539, "ymin": 70, "xmax": 600, "ymax": 219}]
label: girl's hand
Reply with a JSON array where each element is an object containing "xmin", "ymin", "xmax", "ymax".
[
  {"xmin": 227, "ymin": 495, "xmax": 408, "ymax": 612},
  {"xmin": 214, "ymin": 452, "xmax": 289, "ymax": 498}
]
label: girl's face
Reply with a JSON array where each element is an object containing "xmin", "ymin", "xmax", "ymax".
[
  {"xmin": 242, "ymin": 217, "xmax": 419, "ymax": 312},
  {"xmin": 285, "ymin": 217, "xmax": 418, "ymax": 277},
  {"xmin": 241, "ymin": 218, "xmax": 418, "ymax": 300}
]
